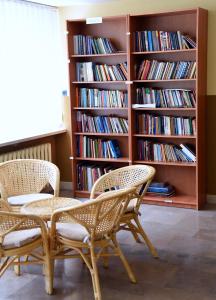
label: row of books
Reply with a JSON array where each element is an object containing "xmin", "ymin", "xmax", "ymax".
[
  {"xmin": 76, "ymin": 136, "xmax": 121, "ymax": 158},
  {"xmin": 138, "ymin": 140, "xmax": 196, "ymax": 162},
  {"xmin": 137, "ymin": 60, "xmax": 196, "ymax": 80},
  {"xmin": 76, "ymin": 62, "xmax": 127, "ymax": 81},
  {"xmin": 134, "ymin": 88, "xmax": 196, "ymax": 108},
  {"xmin": 76, "ymin": 112, "xmax": 128, "ymax": 133},
  {"xmin": 135, "ymin": 30, "xmax": 196, "ymax": 52},
  {"xmin": 76, "ymin": 88, "xmax": 128, "ymax": 108},
  {"xmin": 73, "ymin": 35, "xmax": 117, "ymax": 55},
  {"xmin": 137, "ymin": 114, "xmax": 196, "ymax": 136},
  {"xmin": 77, "ymin": 163, "xmax": 114, "ymax": 191},
  {"xmin": 147, "ymin": 182, "xmax": 176, "ymax": 197}
]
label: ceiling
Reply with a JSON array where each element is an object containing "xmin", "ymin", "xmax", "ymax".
[{"xmin": 27, "ymin": 0, "xmax": 116, "ymax": 7}]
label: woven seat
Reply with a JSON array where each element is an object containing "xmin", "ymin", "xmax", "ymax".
[
  {"xmin": 0, "ymin": 159, "xmax": 60, "ymax": 211},
  {"xmin": 90, "ymin": 165, "xmax": 158, "ymax": 258},
  {"xmin": 50, "ymin": 187, "xmax": 137, "ymax": 300},
  {"xmin": 0, "ymin": 204, "xmax": 52, "ymax": 294}
]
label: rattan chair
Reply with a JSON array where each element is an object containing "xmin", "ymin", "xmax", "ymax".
[
  {"xmin": 90, "ymin": 165, "xmax": 158, "ymax": 258},
  {"xmin": 50, "ymin": 187, "xmax": 137, "ymax": 300},
  {"xmin": 0, "ymin": 209, "xmax": 52, "ymax": 294},
  {"xmin": 0, "ymin": 159, "xmax": 60, "ymax": 211}
]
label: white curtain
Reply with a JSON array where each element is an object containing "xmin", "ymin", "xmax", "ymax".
[{"xmin": 0, "ymin": 0, "xmax": 64, "ymax": 143}]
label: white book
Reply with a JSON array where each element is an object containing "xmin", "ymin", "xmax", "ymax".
[
  {"xmin": 86, "ymin": 62, "xmax": 94, "ymax": 81},
  {"xmin": 132, "ymin": 103, "xmax": 156, "ymax": 108}
]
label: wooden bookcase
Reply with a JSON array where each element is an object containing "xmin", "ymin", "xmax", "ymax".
[{"xmin": 67, "ymin": 8, "xmax": 208, "ymax": 209}]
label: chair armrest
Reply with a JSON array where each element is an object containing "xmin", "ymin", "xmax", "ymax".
[{"xmin": 0, "ymin": 199, "xmax": 12, "ymax": 212}]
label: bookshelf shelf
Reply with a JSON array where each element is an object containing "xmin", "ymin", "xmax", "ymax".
[
  {"xmin": 134, "ymin": 160, "xmax": 196, "ymax": 167},
  {"xmin": 72, "ymin": 81, "xmax": 127, "ymax": 84},
  {"xmin": 67, "ymin": 8, "xmax": 207, "ymax": 209},
  {"xmin": 132, "ymin": 49, "xmax": 197, "ymax": 55},
  {"xmin": 71, "ymin": 52, "xmax": 127, "ymax": 58},
  {"xmin": 74, "ymin": 132, "xmax": 129, "ymax": 137},
  {"xmin": 75, "ymin": 157, "xmax": 129, "ymax": 162},
  {"xmin": 134, "ymin": 134, "xmax": 196, "ymax": 139},
  {"xmin": 73, "ymin": 107, "xmax": 128, "ymax": 110}
]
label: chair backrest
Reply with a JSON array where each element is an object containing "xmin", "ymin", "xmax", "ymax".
[
  {"xmin": 90, "ymin": 165, "xmax": 155, "ymax": 210},
  {"xmin": 51, "ymin": 187, "xmax": 136, "ymax": 241},
  {"xmin": 0, "ymin": 159, "xmax": 60, "ymax": 198}
]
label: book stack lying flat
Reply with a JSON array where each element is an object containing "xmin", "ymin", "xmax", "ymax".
[
  {"xmin": 138, "ymin": 140, "xmax": 196, "ymax": 162},
  {"xmin": 137, "ymin": 114, "xmax": 196, "ymax": 136},
  {"xmin": 76, "ymin": 62, "xmax": 127, "ymax": 81},
  {"xmin": 134, "ymin": 88, "xmax": 196, "ymax": 108},
  {"xmin": 73, "ymin": 35, "xmax": 117, "ymax": 55},
  {"xmin": 77, "ymin": 163, "xmax": 115, "ymax": 191},
  {"xmin": 135, "ymin": 30, "xmax": 196, "ymax": 52},
  {"xmin": 77, "ymin": 88, "xmax": 128, "ymax": 108},
  {"xmin": 76, "ymin": 136, "xmax": 122, "ymax": 158},
  {"xmin": 147, "ymin": 182, "xmax": 175, "ymax": 197},
  {"xmin": 76, "ymin": 112, "xmax": 128, "ymax": 133},
  {"xmin": 137, "ymin": 60, "xmax": 196, "ymax": 80}
]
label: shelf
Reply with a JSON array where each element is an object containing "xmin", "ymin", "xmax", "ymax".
[
  {"xmin": 134, "ymin": 160, "xmax": 196, "ymax": 167},
  {"xmin": 74, "ymin": 132, "xmax": 128, "ymax": 136},
  {"xmin": 133, "ymin": 79, "xmax": 196, "ymax": 83},
  {"xmin": 73, "ymin": 107, "xmax": 128, "ymax": 110},
  {"xmin": 70, "ymin": 52, "xmax": 127, "ymax": 58},
  {"xmin": 72, "ymin": 81, "xmax": 127, "ymax": 84},
  {"xmin": 132, "ymin": 49, "xmax": 197, "ymax": 55},
  {"xmin": 75, "ymin": 157, "xmax": 130, "ymax": 162},
  {"xmin": 132, "ymin": 107, "xmax": 196, "ymax": 111},
  {"xmin": 134, "ymin": 134, "xmax": 196, "ymax": 139},
  {"xmin": 143, "ymin": 194, "xmax": 196, "ymax": 208}
]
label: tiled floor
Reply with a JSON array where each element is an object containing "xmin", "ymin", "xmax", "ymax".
[{"xmin": 1, "ymin": 197, "xmax": 216, "ymax": 300}]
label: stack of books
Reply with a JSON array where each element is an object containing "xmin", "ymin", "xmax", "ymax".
[
  {"xmin": 77, "ymin": 88, "xmax": 128, "ymax": 108},
  {"xmin": 77, "ymin": 163, "xmax": 114, "ymax": 191},
  {"xmin": 138, "ymin": 140, "xmax": 196, "ymax": 162},
  {"xmin": 134, "ymin": 88, "xmax": 196, "ymax": 108},
  {"xmin": 137, "ymin": 60, "xmax": 196, "ymax": 80},
  {"xmin": 76, "ymin": 136, "xmax": 122, "ymax": 158},
  {"xmin": 76, "ymin": 112, "xmax": 128, "ymax": 134},
  {"xmin": 137, "ymin": 114, "xmax": 196, "ymax": 136},
  {"xmin": 147, "ymin": 182, "xmax": 175, "ymax": 197},
  {"xmin": 76, "ymin": 62, "xmax": 127, "ymax": 81},
  {"xmin": 73, "ymin": 35, "xmax": 117, "ymax": 55},
  {"xmin": 135, "ymin": 30, "xmax": 196, "ymax": 52}
]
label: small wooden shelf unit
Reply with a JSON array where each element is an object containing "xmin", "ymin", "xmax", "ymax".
[{"xmin": 67, "ymin": 8, "xmax": 208, "ymax": 209}]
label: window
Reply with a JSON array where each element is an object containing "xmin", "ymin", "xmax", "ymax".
[{"xmin": 0, "ymin": 0, "xmax": 64, "ymax": 144}]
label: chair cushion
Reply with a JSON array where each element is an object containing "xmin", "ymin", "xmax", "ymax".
[
  {"xmin": 8, "ymin": 193, "xmax": 53, "ymax": 206},
  {"xmin": 126, "ymin": 198, "xmax": 138, "ymax": 212},
  {"xmin": 54, "ymin": 223, "xmax": 89, "ymax": 242},
  {"xmin": 3, "ymin": 228, "xmax": 41, "ymax": 249}
]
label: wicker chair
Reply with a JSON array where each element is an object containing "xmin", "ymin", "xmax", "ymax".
[
  {"xmin": 50, "ymin": 187, "xmax": 137, "ymax": 300},
  {"xmin": 90, "ymin": 165, "xmax": 158, "ymax": 258},
  {"xmin": 0, "ymin": 208, "xmax": 52, "ymax": 294},
  {"xmin": 0, "ymin": 159, "xmax": 60, "ymax": 211}
]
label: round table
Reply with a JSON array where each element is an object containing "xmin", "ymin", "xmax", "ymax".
[{"xmin": 21, "ymin": 197, "xmax": 81, "ymax": 221}]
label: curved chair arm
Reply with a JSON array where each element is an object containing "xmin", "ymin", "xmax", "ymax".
[
  {"xmin": 0, "ymin": 182, "xmax": 7, "ymax": 201},
  {"xmin": 0, "ymin": 199, "xmax": 12, "ymax": 212},
  {"xmin": 47, "ymin": 164, "xmax": 60, "ymax": 197}
]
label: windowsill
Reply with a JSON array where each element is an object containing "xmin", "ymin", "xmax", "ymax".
[{"xmin": 0, "ymin": 127, "xmax": 67, "ymax": 148}]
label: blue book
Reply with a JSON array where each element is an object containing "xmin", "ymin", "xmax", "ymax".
[{"xmin": 147, "ymin": 31, "xmax": 153, "ymax": 51}]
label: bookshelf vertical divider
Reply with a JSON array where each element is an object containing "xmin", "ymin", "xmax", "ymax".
[{"xmin": 67, "ymin": 8, "xmax": 208, "ymax": 209}]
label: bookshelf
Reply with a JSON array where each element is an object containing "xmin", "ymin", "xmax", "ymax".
[{"xmin": 67, "ymin": 8, "xmax": 208, "ymax": 209}]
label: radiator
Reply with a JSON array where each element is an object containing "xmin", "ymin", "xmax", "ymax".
[{"xmin": 0, "ymin": 143, "xmax": 52, "ymax": 163}]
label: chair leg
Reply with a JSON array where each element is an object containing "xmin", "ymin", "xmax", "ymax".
[
  {"xmin": 133, "ymin": 215, "xmax": 158, "ymax": 258},
  {"xmin": 14, "ymin": 258, "xmax": 21, "ymax": 276},
  {"xmin": 44, "ymin": 254, "xmax": 53, "ymax": 295},
  {"xmin": 111, "ymin": 235, "xmax": 137, "ymax": 284},
  {"xmin": 102, "ymin": 247, "xmax": 109, "ymax": 269},
  {"xmin": 127, "ymin": 221, "xmax": 142, "ymax": 243},
  {"xmin": 89, "ymin": 246, "xmax": 102, "ymax": 300}
]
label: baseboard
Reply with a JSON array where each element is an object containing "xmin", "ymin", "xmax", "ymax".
[
  {"xmin": 207, "ymin": 194, "xmax": 216, "ymax": 204},
  {"xmin": 60, "ymin": 181, "xmax": 73, "ymax": 191}
]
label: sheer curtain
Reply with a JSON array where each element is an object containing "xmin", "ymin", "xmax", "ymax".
[{"xmin": 0, "ymin": 0, "xmax": 64, "ymax": 143}]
